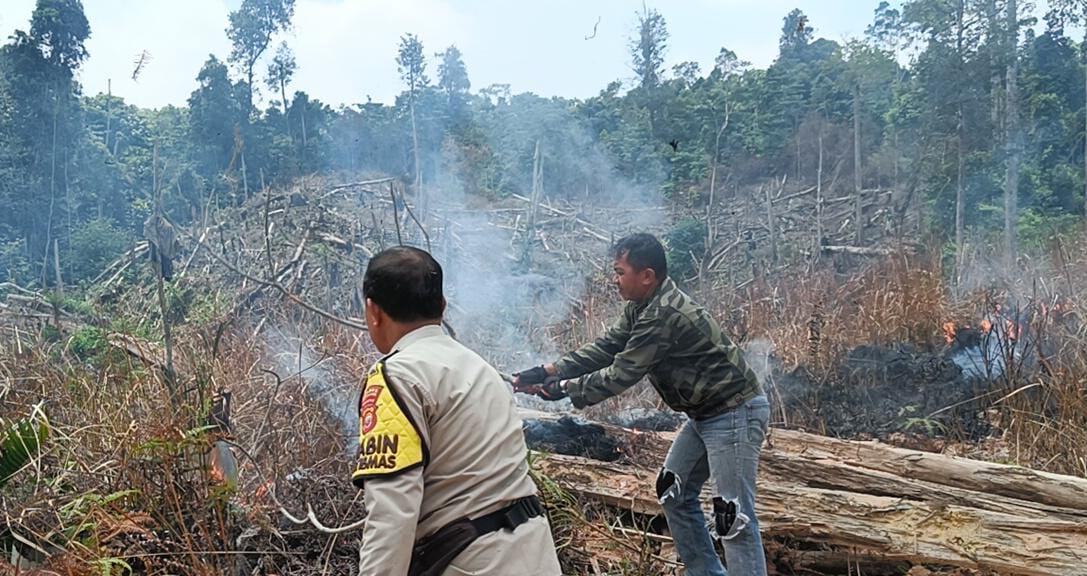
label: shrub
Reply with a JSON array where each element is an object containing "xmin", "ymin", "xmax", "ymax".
[
  {"xmin": 69, "ymin": 219, "xmax": 132, "ymax": 284},
  {"xmin": 665, "ymin": 218, "xmax": 707, "ymax": 282},
  {"xmin": 69, "ymin": 326, "xmax": 107, "ymax": 362}
]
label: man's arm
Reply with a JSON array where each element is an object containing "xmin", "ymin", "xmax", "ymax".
[
  {"xmin": 355, "ymin": 363, "xmax": 431, "ymax": 576},
  {"xmin": 567, "ymin": 307, "xmax": 672, "ymax": 408},
  {"xmin": 551, "ymin": 307, "xmax": 633, "ymax": 380},
  {"xmin": 358, "ymin": 470, "xmax": 423, "ymax": 575}
]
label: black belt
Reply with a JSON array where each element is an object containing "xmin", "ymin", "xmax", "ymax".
[
  {"xmin": 408, "ymin": 496, "xmax": 544, "ymax": 576},
  {"xmin": 469, "ymin": 494, "xmax": 544, "ymax": 535}
]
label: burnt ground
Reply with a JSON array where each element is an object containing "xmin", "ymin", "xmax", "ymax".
[
  {"xmin": 525, "ymin": 342, "xmax": 999, "ymax": 448},
  {"xmin": 522, "ymin": 416, "xmax": 626, "ymax": 461},
  {"xmin": 776, "ymin": 343, "xmax": 994, "ymax": 440}
]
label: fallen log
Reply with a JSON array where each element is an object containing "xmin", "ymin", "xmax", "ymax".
[
  {"xmin": 535, "ymin": 453, "xmax": 1087, "ymax": 575},
  {"xmin": 766, "ymin": 428, "xmax": 1087, "ymax": 512},
  {"xmin": 820, "ymin": 244, "xmax": 908, "ymax": 256},
  {"xmin": 522, "ymin": 414, "xmax": 1087, "ymax": 575}
]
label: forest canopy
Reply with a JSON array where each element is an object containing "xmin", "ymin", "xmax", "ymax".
[{"xmin": 1, "ymin": 0, "xmax": 1084, "ymax": 286}]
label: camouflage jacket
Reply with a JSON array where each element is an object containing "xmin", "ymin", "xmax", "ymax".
[{"xmin": 553, "ymin": 277, "xmax": 762, "ymax": 418}]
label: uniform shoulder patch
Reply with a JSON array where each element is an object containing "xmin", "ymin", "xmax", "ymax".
[{"xmin": 352, "ymin": 360, "xmax": 428, "ymax": 487}]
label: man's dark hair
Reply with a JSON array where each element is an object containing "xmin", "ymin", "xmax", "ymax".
[
  {"xmin": 363, "ymin": 246, "xmax": 444, "ymax": 322},
  {"xmin": 613, "ymin": 233, "xmax": 667, "ymax": 280}
]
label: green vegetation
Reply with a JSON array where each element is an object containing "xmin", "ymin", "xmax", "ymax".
[{"xmin": 2, "ymin": 1, "xmax": 1086, "ymax": 292}]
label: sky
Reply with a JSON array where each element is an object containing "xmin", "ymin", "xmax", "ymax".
[{"xmin": 1, "ymin": 0, "xmax": 891, "ymax": 110}]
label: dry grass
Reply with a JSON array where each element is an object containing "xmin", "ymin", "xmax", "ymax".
[
  {"xmin": 551, "ymin": 241, "xmax": 1086, "ymax": 478},
  {"xmin": 2, "ymin": 194, "xmax": 1086, "ymax": 576},
  {"xmin": 0, "ymin": 305, "xmax": 374, "ymax": 575}
]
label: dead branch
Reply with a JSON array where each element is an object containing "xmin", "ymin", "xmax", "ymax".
[
  {"xmin": 182, "ymin": 225, "xmax": 368, "ymax": 332},
  {"xmin": 820, "ymin": 244, "xmax": 909, "ymax": 256},
  {"xmin": 319, "ymin": 177, "xmax": 396, "ymax": 200}
]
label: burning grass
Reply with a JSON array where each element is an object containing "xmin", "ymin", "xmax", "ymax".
[
  {"xmin": 1, "ymin": 173, "xmax": 1085, "ymax": 574},
  {"xmin": 550, "ymin": 243, "xmax": 1087, "ymax": 477},
  {"xmin": 0, "ymin": 308, "xmax": 374, "ymax": 575}
]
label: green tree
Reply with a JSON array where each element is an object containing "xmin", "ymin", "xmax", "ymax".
[
  {"xmin": 187, "ymin": 55, "xmax": 245, "ymax": 187},
  {"xmin": 903, "ymin": 0, "xmax": 989, "ymax": 269},
  {"xmin": 631, "ymin": 6, "xmax": 669, "ymax": 89},
  {"xmin": 29, "ymin": 0, "xmax": 90, "ymax": 72},
  {"xmin": 226, "ymin": 0, "xmax": 295, "ymax": 116},
  {"xmin": 0, "ymin": 0, "xmax": 89, "ymax": 287},
  {"xmin": 1046, "ymin": 0, "xmax": 1087, "ymax": 220},
  {"xmin": 780, "ymin": 8, "xmax": 814, "ymax": 56},
  {"xmin": 68, "ymin": 217, "xmax": 131, "ymax": 282},
  {"xmin": 1004, "ymin": 0, "xmax": 1021, "ymax": 267},
  {"xmin": 397, "ymin": 34, "xmax": 429, "ymax": 94},
  {"xmin": 437, "ymin": 45, "xmax": 470, "ymax": 129},
  {"xmin": 398, "ymin": 33, "xmax": 429, "ymax": 215},
  {"xmin": 265, "ymin": 41, "xmax": 296, "ymax": 118}
]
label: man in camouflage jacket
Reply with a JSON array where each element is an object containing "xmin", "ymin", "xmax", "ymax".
[{"xmin": 516, "ymin": 233, "xmax": 770, "ymax": 576}]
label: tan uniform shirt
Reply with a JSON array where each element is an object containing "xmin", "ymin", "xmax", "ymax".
[{"xmin": 355, "ymin": 324, "xmax": 561, "ymax": 576}]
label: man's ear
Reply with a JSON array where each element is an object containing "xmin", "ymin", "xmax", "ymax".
[
  {"xmin": 440, "ymin": 296, "xmax": 448, "ymax": 316},
  {"xmin": 642, "ymin": 267, "xmax": 658, "ymax": 286},
  {"xmin": 365, "ymin": 298, "xmax": 383, "ymax": 326}
]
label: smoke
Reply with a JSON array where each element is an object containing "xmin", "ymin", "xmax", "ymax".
[
  {"xmin": 427, "ymin": 95, "xmax": 669, "ymax": 378},
  {"xmin": 430, "ymin": 181, "xmax": 579, "ymax": 374},
  {"xmin": 317, "ymin": 88, "xmax": 673, "ymax": 417},
  {"xmin": 742, "ymin": 338, "xmax": 777, "ymax": 392},
  {"xmin": 263, "ymin": 323, "xmax": 359, "ymax": 446},
  {"xmin": 951, "ymin": 340, "xmax": 1006, "ymax": 380}
]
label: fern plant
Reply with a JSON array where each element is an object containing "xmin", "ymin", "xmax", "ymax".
[{"xmin": 0, "ymin": 407, "xmax": 50, "ymax": 490}]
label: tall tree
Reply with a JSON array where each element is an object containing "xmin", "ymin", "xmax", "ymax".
[
  {"xmin": 265, "ymin": 41, "xmax": 296, "ymax": 118},
  {"xmin": 629, "ymin": 7, "xmax": 669, "ymax": 139},
  {"xmin": 1047, "ymin": 0, "xmax": 1087, "ymax": 221},
  {"xmin": 226, "ymin": 0, "xmax": 295, "ymax": 116},
  {"xmin": 1005, "ymin": 0, "xmax": 1020, "ymax": 267},
  {"xmin": 1, "ymin": 0, "xmax": 90, "ymax": 285},
  {"xmin": 780, "ymin": 8, "xmax": 814, "ymax": 56},
  {"xmin": 188, "ymin": 56, "xmax": 245, "ymax": 179},
  {"xmin": 437, "ymin": 45, "xmax": 469, "ymax": 97},
  {"xmin": 437, "ymin": 45, "xmax": 470, "ymax": 128},
  {"xmin": 397, "ymin": 33, "xmax": 428, "ymax": 218},
  {"xmin": 29, "ymin": 0, "xmax": 89, "ymax": 73},
  {"xmin": 867, "ymin": 1, "xmax": 906, "ymax": 191},
  {"xmin": 903, "ymin": 0, "xmax": 985, "ymax": 279},
  {"xmin": 631, "ymin": 6, "xmax": 669, "ymax": 89}
]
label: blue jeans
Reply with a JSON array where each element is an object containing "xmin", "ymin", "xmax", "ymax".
[{"xmin": 660, "ymin": 394, "xmax": 770, "ymax": 576}]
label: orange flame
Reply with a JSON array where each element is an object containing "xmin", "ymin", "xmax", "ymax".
[{"xmin": 943, "ymin": 321, "xmax": 957, "ymax": 344}]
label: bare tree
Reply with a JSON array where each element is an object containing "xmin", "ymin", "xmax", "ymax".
[{"xmin": 1005, "ymin": 0, "xmax": 1020, "ymax": 269}]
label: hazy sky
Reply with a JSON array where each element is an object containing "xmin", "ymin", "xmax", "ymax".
[{"xmin": 1, "ymin": 1, "xmax": 887, "ymax": 109}]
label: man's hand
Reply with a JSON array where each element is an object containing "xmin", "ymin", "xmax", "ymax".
[
  {"xmin": 514, "ymin": 366, "xmax": 550, "ymax": 387},
  {"xmin": 534, "ymin": 377, "xmax": 568, "ymax": 401},
  {"xmin": 513, "ymin": 367, "xmax": 568, "ymax": 401}
]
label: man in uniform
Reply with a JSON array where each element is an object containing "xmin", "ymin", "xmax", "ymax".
[
  {"xmin": 355, "ymin": 246, "xmax": 561, "ymax": 576},
  {"xmin": 515, "ymin": 233, "xmax": 770, "ymax": 576}
]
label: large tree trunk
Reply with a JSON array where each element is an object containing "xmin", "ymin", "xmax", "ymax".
[
  {"xmin": 528, "ymin": 419, "xmax": 1087, "ymax": 575},
  {"xmin": 522, "ymin": 141, "xmax": 542, "ymax": 263},
  {"xmin": 538, "ymin": 453, "xmax": 1087, "ymax": 575},
  {"xmin": 853, "ymin": 83, "xmax": 864, "ymax": 246},
  {"xmin": 41, "ymin": 85, "xmax": 60, "ymax": 288},
  {"xmin": 816, "ymin": 125, "xmax": 824, "ymax": 251},
  {"xmin": 988, "ymin": 0, "xmax": 1003, "ymax": 133},
  {"xmin": 955, "ymin": 0, "xmax": 966, "ymax": 289},
  {"xmin": 410, "ymin": 95, "xmax": 424, "ymax": 223},
  {"xmin": 1005, "ymin": 0, "xmax": 1020, "ymax": 269},
  {"xmin": 707, "ymin": 106, "xmax": 729, "ymax": 251}
]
